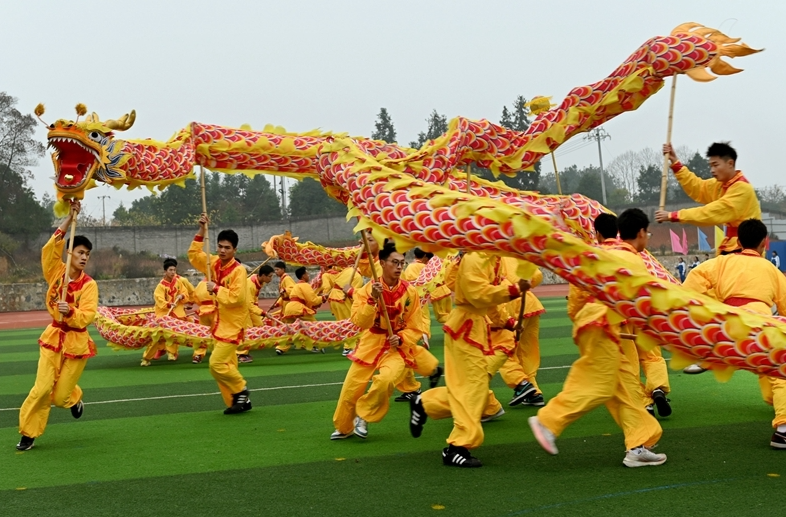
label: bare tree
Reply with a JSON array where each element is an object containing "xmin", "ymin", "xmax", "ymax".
[{"xmin": 0, "ymin": 92, "xmax": 45, "ymax": 178}]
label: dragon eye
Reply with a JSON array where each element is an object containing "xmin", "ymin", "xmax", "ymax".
[{"xmin": 88, "ymin": 131, "xmax": 103, "ymax": 142}]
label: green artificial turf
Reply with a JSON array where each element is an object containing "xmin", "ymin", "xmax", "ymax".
[{"xmin": 1, "ymin": 297, "xmax": 785, "ymax": 516}]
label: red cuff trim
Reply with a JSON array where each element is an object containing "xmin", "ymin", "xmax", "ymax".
[
  {"xmin": 347, "ymin": 287, "xmax": 355, "ymax": 298},
  {"xmin": 367, "ymin": 298, "xmax": 376, "ymax": 306},
  {"xmin": 508, "ymin": 285, "xmax": 520, "ymax": 299},
  {"xmin": 54, "ymin": 228, "xmax": 65, "ymax": 239},
  {"xmin": 670, "ymin": 161, "xmax": 683, "ymax": 173},
  {"xmin": 505, "ymin": 317, "xmax": 517, "ymax": 331},
  {"xmin": 194, "ymin": 235, "xmax": 204, "ymax": 242},
  {"xmin": 66, "ymin": 307, "xmax": 74, "ymax": 318},
  {"xmin": 212, "ymin": 285, "xmax": 220, "ymax": 294},
  {"xmin": 669, "ymin": 211, "xmax": 679, "ymax": 223}
]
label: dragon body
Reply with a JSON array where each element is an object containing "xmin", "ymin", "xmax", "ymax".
[{"xmin": 45, "ymin": 24, "xmax": 778, "ymax": 379}]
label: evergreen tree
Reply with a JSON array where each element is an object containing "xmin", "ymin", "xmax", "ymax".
[
  {"xmin": 409, "ymin": 110, "xmax": 448, "ymax": 148},
  {"xmin": 287, "ymin": 177, "xmax": 346, "ymax": 217},
  {"xmin": 636, "ymin": 164, "xmax": 662, "ymax": 203},
  {"xmin": 371, "ymin": 108, "xmax": 397, "ymax": 144}
]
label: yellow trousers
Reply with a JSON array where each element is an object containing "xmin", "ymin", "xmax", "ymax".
[
  {"xmin": 330, "ymin": 299, "xmax": 352, "ymax": 321},
  {"xmin": 210, "ymin": 341, "xmax": 247, "ymax": 407},
  {"xmin": 395, "ymin": 346, "xmax": 440, "ymax": 393},
  {"xmin": 142, "ymin": 340, "xmax": 179, "ymax": 361},
  {"xmin": 420, "ymin": 334, "xmax": 494, "ymax": 449},
  {"xmin": 396, "ymin": 370, "xmax": 421, "ymax": 393},
  {"xmin": 333, "ymin": 347, "xmax": 438, "ymax": 434},
  {"xmin": 537, "ymin": 326, "xmax": 662, "ymax": 450},
  {"xmin": 432, "ymin": 297, "xmax": 453, "ymax": 324},
  {"xmin": 276, "ymin": 315, "xmax": 316, "ymax": 352},
  {"xmin": 498, "ymin": 315, "xmax": 541, "ymax": 392},
  {"xmin": 758, "ymin": 375, "xmax": 786, "ymax": 428},
  {"xmin": 19, "ymin": 347, "xmax": 87, "ymax": 438}
]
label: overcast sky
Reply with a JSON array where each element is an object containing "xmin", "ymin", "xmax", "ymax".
[{"xmin": 1, "ymin": 0, "xmax": 779, "ymax": 221}]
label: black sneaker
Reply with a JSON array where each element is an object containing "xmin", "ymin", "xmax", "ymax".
[
  {"xmin": 509, "ymin": 381, "xmax": 537, "ymax": 406},
  {"xmin": 238, "ymin": 354, "xmax": 254, "ymax": 363},
  {"xmin": 652, "ymin": 388, "xmax": 672, "ymax": 417},
  {"xmin": 442, "ymin": 445, "xmax": 482, "ymax": 468},
  {"xmin": 224, "ymin": 388, "xmax": 252, "ymax": 414},
  {"xmin": 275, "ymin": 349, "xmax": 284, "ymax": 356},
  {"xmin": 646, "ymin": 404, "xmax": 655, "ymax": 416},
  {"xmin": 16, "ymin": 435, "xmax": 34, "ymax": 451},
  {"xmin": 770, "ymin": 430, "xmax": 786, "ymax": 449},
  {"xmin": 395, "ymin": 389, "xmax": 421, "ymax": 402},
  {"xmin": 428, "ymin": 366, "xmax": 443, "ymax": 389},
  {"xmin": 409, "ymin": 394, "xmax": 428, "ymax": 438},
  {"xmin": 70, "ymin": 400, "xmax": 84, "ymax": 419}
]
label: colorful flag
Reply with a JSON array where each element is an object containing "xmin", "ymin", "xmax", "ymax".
[
  {"xmin": 698, "ymin": 229, "xmax": 711, "ymax": 251},
  {"xmin": 682, "ymin": 229, "xmax": 689, "ymax": 255},
  {"xmin": 670, "ymin": 230, "xmax": 686, "ymax": 254},
  {"xmin": 715, "ymin": 226, "xmax": 725, "ymax": 249}
]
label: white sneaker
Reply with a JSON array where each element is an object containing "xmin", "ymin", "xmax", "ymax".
[
  {"xmin": 330, "ymin": 429, "xmax": 352, "ymax": 440},
  {"xmin": 682, "ymin": 363, "xmax": 707, "ymax": 374},
  {"xmin": 623, "ymin": 446, "xmax": 667, "ymax": 467},
  {"xmin": 140, "ymin": 359, "xmax": 152, "ymax": 367},
  {"xmin": 481, "ymin": 408, "xmax": 505, "ymax": 423},
  {"xmin": 528, "ymin": 416, "xmax": 558, "ymax": 455},
  {"xmin": 167, "ymin": 353, "xmax": 177, "ymax": 361},
  {"xmin": 353, "ymin": 416, "xmax": 368, "ymax": 439}
]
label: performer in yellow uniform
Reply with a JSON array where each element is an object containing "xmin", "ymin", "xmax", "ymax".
[
  {"xmin": 188, "ymin": 214, "xmax": 251, "ymax": 414},
  {"xmin": 682, "ymin": 219, "xmax": 786, "ymax": 449},
  {"xmin": 331, "ymin": 242, "xmax": 442, "ymax": 440},
  {"xmin": 282, "ymin": 267, "xmax": 327, "ymax": 353},
  {"xmin": 237, "ymin": 264, "xmax": 275, "ymax": 363},
  {"xmin": 328, "ymin": 264, "xmax": 365, "ymax": 356},
  {"xmin": 318, "ymin": 265, "xmax": 339, "ymax": 301},
  {"xmin": 592, "ymin": 214, "xmax": 672, "ymax": 417},
  {"xmin": 17, "ymin": 201, "xmax": 97, "ymax": 451},
  {"xmin": 141, "ymin": 258, "xmax": 196, "ymax": 366},
  {"xmin": 191, "ymin": 279, "xmax": 215, "ymax": 363},
  {"xmin": 409, "ymin": 251, "xmax": 528, "ymax": 468},
  {"xmin": 497, "ymin": 259, "xmax": 547, "ymax": 407},
  {"xmin": 528, "ymin": 209, "xmax": 666, "ymax": 468},
  {"xmin": 273, "ymin": 261, "xmax": 297, "ymax": 355},
  {"xmin": 656, "ymin": 143, "xmax": 761, "ymax": 374}
]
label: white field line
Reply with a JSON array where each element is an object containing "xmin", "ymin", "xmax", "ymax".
[{"xmin": 0, "ymin": 365, "xmax": 572, "ymax": 412}]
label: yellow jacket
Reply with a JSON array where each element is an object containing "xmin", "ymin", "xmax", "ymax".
[
  {"xmin": 402, "ymin": 261, "xmax": 426, "ymax": 282},
  {"xmin": 683, "ymin": 249, "xmax": 786, "ymax": 315},
  {"xmin": 283, "ymin": 281, "xmax": 323, "ymax": 318},
  {"xmin": 349, "ymin": 279, "xmax": 424, "ymax": 368},
  {"xmin": 328, "ymin": 266, "xmax": 364, "ymax": 303},
  {"xmin": 443, "ymin": 252, "xmax": 521, "ymax": 355},
  {"xmin": 193, "ymin": 280, "xmax": 215, "ymax": 326},
  {"xmin": 38, "ymin": 229, "xmax": 99, "ymax": 358},
  {"xmin": 187, "ymin": 237, "xmax": 247, "ymax": 344},
  {"xmin": 318, "ymin": 269, "xmax": 339, "ymax": 296},
  {"xmin": 570, "ymin": 242, "xmax": 648, "ymax": 340},
  {"xmin": 671, "ymin": 165, "xmax": 761, "ymax": 253},
  {"xmin": 154, "ymin": 275, "xmax": 195, "ymax": 319},
  {"xmin": 277, "ymin": 273, "xmax": 296, "ymax": 312}
]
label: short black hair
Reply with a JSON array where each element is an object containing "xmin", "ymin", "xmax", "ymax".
[
  {"xmin": 274, "ymin": 261, "xmax": 286, "ymax": 270},
  {"xmin": 618, "ymin": 208, "xmax": 649, "ymax": 240},
  {"xmin": 163, "ymin": 258, "xmax": 177, "ymax": 270},
  {"xmin": 216, "ymin": 229, "xmax": 239, "ymax": 249},
  {"xmin": 594, "ymin": 213, "xmax": 618, "ymax": 240},
  {"xmin": 379, "ymin": 241, "xmax": 398, "ymax": 262},
  {"xmin": 738, "ymin": 219, "xmax": 768, "ymax": 249},
  {"xmin": 258, "ymin": 264, "xmax": 274, "ymax": 276},
  {"xmin": 413, "ymin": 248, "xmax": 426, "ymax": 259},
  {"xmin": 295, "ymin": 266, "xmax": 307, "ymax": 280},
  {"xmin": 707, "ymin": 142, "xmax": 737, "ymax": 163},
  {"xmin": 69, "ymin": 235, "xmax": 92, "ymax": 252}
]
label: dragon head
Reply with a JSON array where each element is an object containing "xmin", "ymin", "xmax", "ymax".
[{"xmin": 45, "ymin": 108, "xmax": 135, "ymax": 200}]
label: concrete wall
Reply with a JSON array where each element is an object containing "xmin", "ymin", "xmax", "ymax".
[
  {"xmin": 30, "ymin": 215, "xmax": 357, "ymax": 256},
  {"xmin": 0, "ymin": 272, "xmax": 293, "ymax": 312}
]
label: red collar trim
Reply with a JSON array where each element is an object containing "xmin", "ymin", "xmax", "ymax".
[{"xmin": 722, "ymin": 171, "xmax": 747, "ymax": 192}]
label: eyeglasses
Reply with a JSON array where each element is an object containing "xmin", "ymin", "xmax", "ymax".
[{"xmin": 387, "ymin": 260, "xmax": 405, "ymax": 268}]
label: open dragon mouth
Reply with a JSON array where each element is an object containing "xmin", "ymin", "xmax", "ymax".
[{"xmin": 48, "ymin": 136, "xmax": 100, "ymax": 191}]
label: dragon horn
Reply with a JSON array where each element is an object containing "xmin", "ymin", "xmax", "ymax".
[{"xmin": 104, "ymin": 110, "xmax": 137, "ymax": 132}]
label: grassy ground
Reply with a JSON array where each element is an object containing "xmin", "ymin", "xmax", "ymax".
[{"xmin": 1, "ymin": 297, "xmax": 785, "ymax": 516}]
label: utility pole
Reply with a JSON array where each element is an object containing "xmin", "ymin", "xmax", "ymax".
[
  {"xmin": 585, "ymin": 128, "xmax": 611, "ymax": 205},
  {"xmin": 279, "ymin": 176, "xmax": 287, "ymax": 218},
  {"xmin": 98, "ymin": 195, "xmax": 110, "ymax": 226}
]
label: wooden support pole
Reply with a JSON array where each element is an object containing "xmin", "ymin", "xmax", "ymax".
[{"xmin": 659, "ymin": 75, "xmax": 678, "ymax": 211}]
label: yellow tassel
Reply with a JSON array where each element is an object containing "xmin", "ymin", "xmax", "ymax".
[
  {"xmin": 34, "ymin": 103, "xmax": 46, "ymax": 117},
  {"xmin": 53, "ymin": 199, "xmax": 70, "ymax": 218},
  {"xmin": 75, "ymin": 103, "xmax": 87, "ymax": 117}
]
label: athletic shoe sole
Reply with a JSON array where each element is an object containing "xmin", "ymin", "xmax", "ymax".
[
  {"xmin": 480, "ymin": 409, "xmax": 505, "ymax": 423},
  {"xmin": 330, "ymin": 432, "xmax": 352, "ymax": 440},
  {"xmin": 528, "ymin": 416, "xmax": 558, "ymax": 455},
  {"xmin": 623, "ymin": 456, "xmax": 667, "ymax": 467}
]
